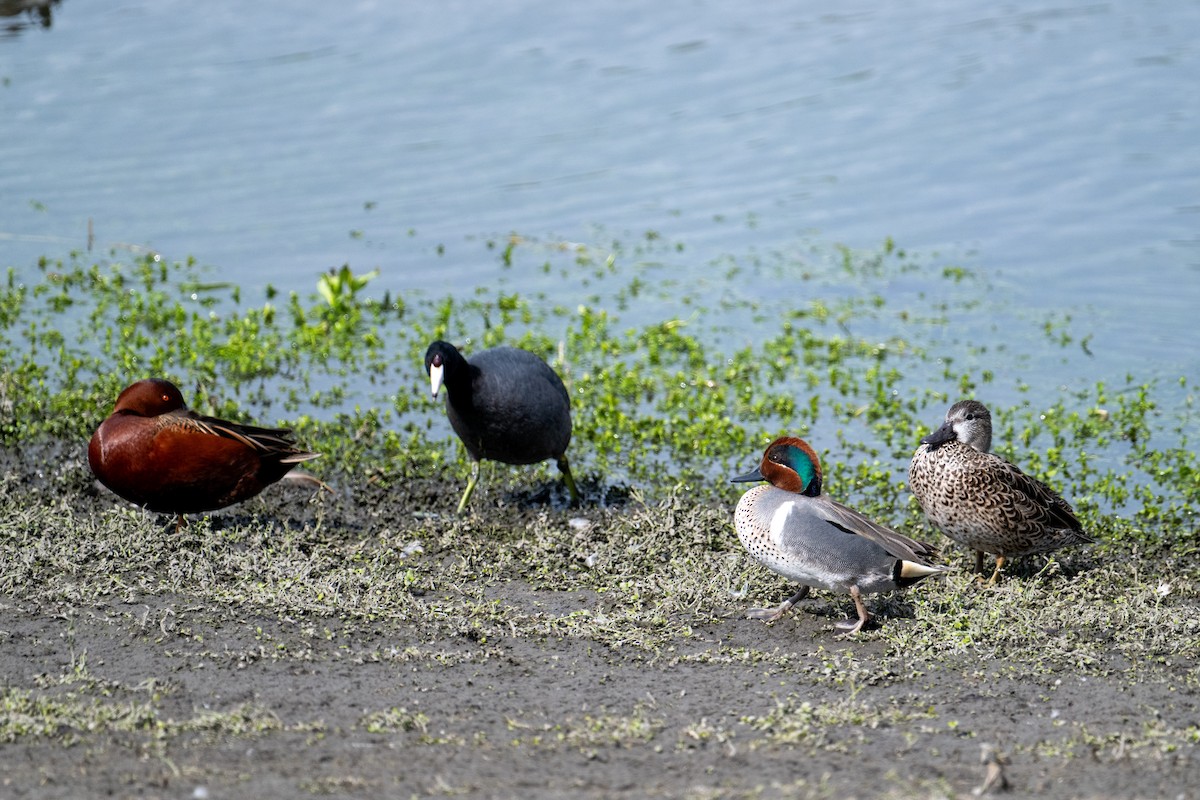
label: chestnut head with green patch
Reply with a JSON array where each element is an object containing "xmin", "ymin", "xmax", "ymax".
[{"xmin": 730, "ymin": 436, "xmax": 823, "ymax": 497}]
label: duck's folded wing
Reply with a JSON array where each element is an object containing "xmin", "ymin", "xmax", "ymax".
[
  {"xmin": 986, "ymin": 455, "xmax": 1089, "ymax": 537},
  {"xmin": 811, "ymin": 494, "xmax": 941, "ymax": 564},
  {"xmin": 164, "ymin": 409, "xmax": 320, "ymax": 462}
]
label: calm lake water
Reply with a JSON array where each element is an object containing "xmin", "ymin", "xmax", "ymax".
[{"xmin": 2, "ymin": 1, "xmax": 1197, "ymax": 413}]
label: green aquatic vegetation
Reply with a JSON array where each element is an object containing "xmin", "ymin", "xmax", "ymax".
[
  {"xmin": 740, "ymin": 692, "xmax": 937, "ymax": 748},
  {"xmin": 553, "ymin": 701, "xmax": 664, "ymax": 750},
  {"xmin": 0, "ymin": 687, "xmax": 161, "ymax": 745},
  {"xmin": 0, "ymin": 684, "xmax": 314, "ymax": 746},
  {"xmin": 0, "ymin": 233, "xmax": 1196, "ymax": 534},
  {"xmin": 359, "ymin": 706, "xmax": 430, "ymax": 735}
]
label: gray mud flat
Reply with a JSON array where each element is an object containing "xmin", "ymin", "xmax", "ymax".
[{"xmin": 1, "ymin": 444, "xmax": 1197, "ymax": 799}]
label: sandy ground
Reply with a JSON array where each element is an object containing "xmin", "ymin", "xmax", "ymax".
[{"xmin": 1, "ymin": 444, "xmax": 1197, "ymax": 799}]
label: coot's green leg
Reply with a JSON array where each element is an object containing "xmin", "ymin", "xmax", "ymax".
[
  {"xmin": 557, "ymin": 456, "xmax": 580, "ymax": 505},
  {"xmin": 456, "ymin": 461, "xmax": 481, "ymax": 515}
]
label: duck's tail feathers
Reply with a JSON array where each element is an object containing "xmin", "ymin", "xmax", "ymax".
[
  {"xmin": 280, "ymin": 451, "xmax": 321, "ymax": 464},
  {"xmin": 283, "ymin": 468, "xmax": 335, "ymax": 495},
  {"xmin": 894, "ymin": 560, "xmax": 950, "ymax": 588}
]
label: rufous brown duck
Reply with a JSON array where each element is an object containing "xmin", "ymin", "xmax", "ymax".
[{"xmin": 88, "ymin": 379, "xmax": 320, "ymax": 528}]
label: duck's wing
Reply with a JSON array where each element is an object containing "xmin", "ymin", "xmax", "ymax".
[
  {"xmin": 809, "ymin": 494, "xmax": 941, "ymax": 564},
  {"xmin": 985, "ymin": 454, "xmax": 1091, "ymax": 539},
  {"xmin": 161, "ymin": 409, "xmax": 320, "ymax": 463}
]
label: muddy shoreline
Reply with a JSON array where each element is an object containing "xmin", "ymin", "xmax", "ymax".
[{"xmin": 1, "ymin": 445, "xmax": 1197, "ymax": 799}]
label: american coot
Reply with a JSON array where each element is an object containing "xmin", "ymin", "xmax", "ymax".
[
  {"xmin": 909, "ymin": 400, "xmax": 1093, "ymax": 584},
  {"xmin": 731, "ymin": 436, "xmax": 945, "ymax": 636},
  {"xmin": 424, "ymin": 340, "xmax": 579, "ymax": 514},
  {"xmin": 88, "ymin": 378, "xmax": 320, "ymax": 529}
]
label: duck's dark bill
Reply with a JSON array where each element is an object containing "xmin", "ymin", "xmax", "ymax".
[
  {"xmin": 920, "ymin": 422, "xmax": 956, "ymax": 449},
  {"xmin": 730, "ymin": 466, "xmax": 764, "ymax": 484}
]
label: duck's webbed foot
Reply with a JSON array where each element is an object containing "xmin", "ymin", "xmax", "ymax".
[
  {"xmin": 834, "ymin": 586, "xmax": 874, "ymax": 637},
  {"xmin": 747, "ymin": 586, "xmax": 810, "ymax": 623},
  {"xmin": 983, "ymin": 555, "xmax": 1006, "ymax": 587}
]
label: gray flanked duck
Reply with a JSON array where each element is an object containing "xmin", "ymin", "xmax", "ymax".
[
  {"xmin": 908, "ymin": 400, "xmax": 1093, "ymax": 584},
  {"xmin": 731, "ymin": 436, "xmax": 946, "ymax": 636},
  {"xmin": 425, "ymin": 340, "xmax": 579, "ymax": 514}
]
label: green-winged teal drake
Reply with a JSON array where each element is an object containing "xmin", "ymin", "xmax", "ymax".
[
  {"xmin": 88, "ymin": 378, "xmax": 320, "ymax": 530},
  {"xmin": 908, "ymin": 400, "xmax": 1093, "ymax": 584},
  {"xmin": 731, "ymin": 436, "xmax": 946, "ymax": 636},
  {"xmin": 425, "ymin": 340, "xmax": 579, "ymax": 514}
]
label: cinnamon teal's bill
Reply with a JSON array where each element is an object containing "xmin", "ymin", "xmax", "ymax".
[
  {"xmin": 88, "ymin": 379, "xmax": 321, "ymax": 530},
  {"xmin": 424, "ymin": 340, "xmax": 579, "ymax": 514},
  {"xmin": 908, "ymin": 400, "xmax": 1093, "ymax": 585},
  {"xmin": 731, "ymin": 436, "xmax": 946, "ymax": 636}
]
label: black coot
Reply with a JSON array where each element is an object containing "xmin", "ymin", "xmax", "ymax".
[{"xmin": 425, "ymin": 340, "xmax": 579, "ymax": 513}]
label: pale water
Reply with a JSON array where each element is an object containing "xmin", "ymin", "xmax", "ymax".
[{"xmin": 2, "ymin": 1, "xmax": 1197, "ymax": 407}]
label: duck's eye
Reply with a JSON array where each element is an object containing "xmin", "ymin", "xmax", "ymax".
[
  {"xmin": 161, "ymin": 394, "xmax": 171, "ymax": 403},
  {"xmin": 965, "ymin": 413, "xmax": 975, "ymax": 420}
]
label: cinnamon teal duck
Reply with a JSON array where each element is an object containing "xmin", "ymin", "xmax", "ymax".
[
  {"xmin": 88, "ymin": 379, "xmax": 320, "ymax": 529},
  {"xmin": 425, "ymin": 340, "xmax": 579, "ymax": 514},
  {"xmin": 731, "ymin": 436, "xmax": 946, "ymax": 636},
  {"xmin": 908, "ymin": 400, "xmax": 1093, "ymax": 584}
]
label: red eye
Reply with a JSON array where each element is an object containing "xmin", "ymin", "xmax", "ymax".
[{"xmin": 162, "ymin": 394, "xmax": 171, "ymax": 403}]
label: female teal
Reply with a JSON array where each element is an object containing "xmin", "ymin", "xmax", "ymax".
[{"xmin": 909, "ymin": 400, "xmax": 1092, "ymax": 584}]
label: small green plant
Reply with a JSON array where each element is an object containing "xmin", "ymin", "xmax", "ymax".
[{"xmin": 316, "ymin": 264, "xmax": 379, "ymax": 315}]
